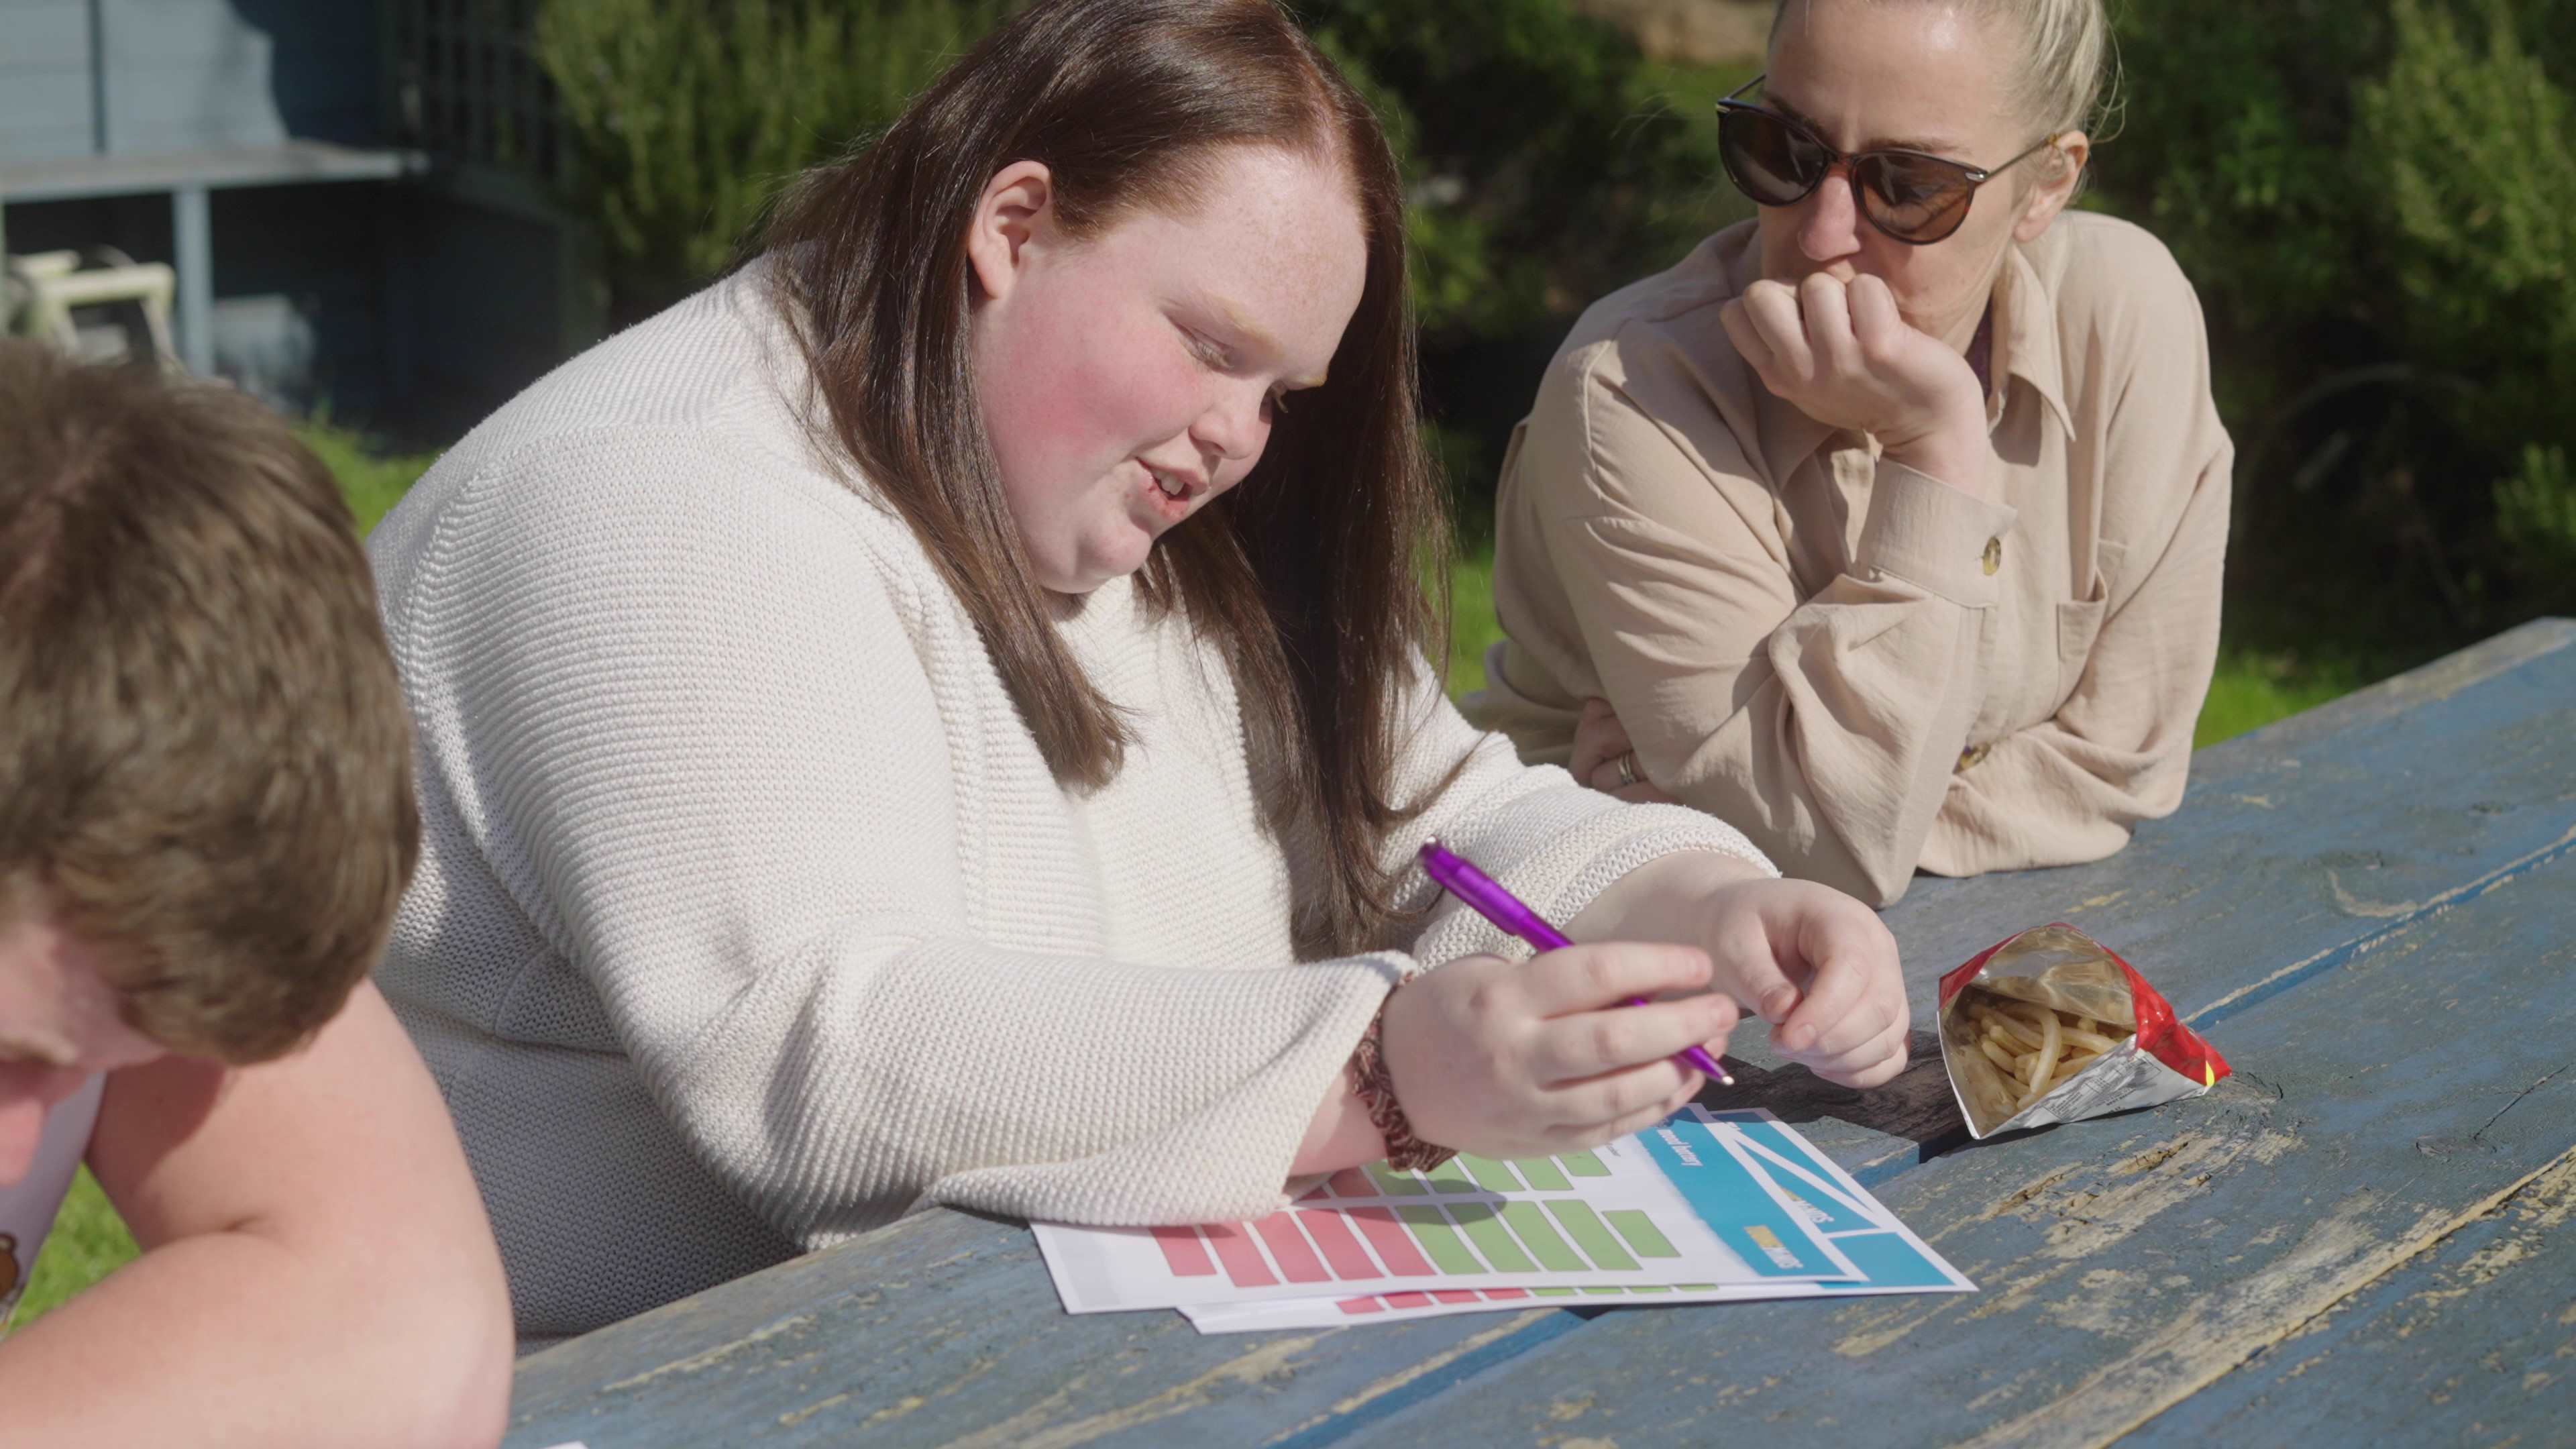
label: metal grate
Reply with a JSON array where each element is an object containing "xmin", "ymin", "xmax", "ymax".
[{"xmin": 384, "ymin": 0, "xmax": 562, "ymax": 182}]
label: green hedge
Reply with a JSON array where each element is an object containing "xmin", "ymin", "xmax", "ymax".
[
  {"xmin": 536, "ymin": 0, "xmax": 1012, "ymax": 325},
  {"xmin": 2094, "ymin": 0, "xmax": 2576, "ymax": 657}
]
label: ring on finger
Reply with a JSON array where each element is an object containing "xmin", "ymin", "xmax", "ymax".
[{"xmin": 1614, "ymin": 750, "xmax": 1641, "ymax": 789}]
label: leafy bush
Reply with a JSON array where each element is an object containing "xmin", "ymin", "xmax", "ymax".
[
  {"xmin": 2095, "ymin": 0, "xmax": 2576, "ymax": 651},
  {"xmin": 2496, "ymin": 445, "xmax": 2576, "ymax": 608},
  {"xmin": 1297, "ymin": 0, "xmax": 1745, "ymax": 341},
  {"xmin": 2360, "ymin": 0, "xmax": 2576, "ymax": 614},
  {"xmin": 1295, "ymin": 0, "xmax": 1754, "ymax": 506},
  {"xmin": 536, "ymin": 0, "xmax": 1008, "ymax": 323}
]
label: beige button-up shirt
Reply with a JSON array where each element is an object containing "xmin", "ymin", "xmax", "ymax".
[{"xmin": 1470, "ymin": 213, "xmax": 2232, "ymax": 906}]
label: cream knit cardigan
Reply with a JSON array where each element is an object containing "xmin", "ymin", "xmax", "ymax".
[{"xmin": 368, "ymin": 267, "xmax": 1773, "ymax": 1336}]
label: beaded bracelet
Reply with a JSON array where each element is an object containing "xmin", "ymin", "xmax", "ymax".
[{"xmin": 1349, "ymin": 1001, "xmax": 1456, "ymax": 1173}]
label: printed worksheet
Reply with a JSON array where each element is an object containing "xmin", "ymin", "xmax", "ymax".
[
  {"xmin": 1178, "ymin": 1108, "xmax": 1974, "ymax": 1332},
  {"xmin": 1035, "ymin": 1106, "xmax": 1878, "ymax": 1313}
]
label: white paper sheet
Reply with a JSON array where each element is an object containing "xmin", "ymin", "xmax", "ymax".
[
  {"xmin": 1176, "ymin": 1109, "xmax": 1973, "ymax": 1333},
  {"xmin": 1034, "ymin": 1106, "xmax": 1871, "ymax": 1313}
]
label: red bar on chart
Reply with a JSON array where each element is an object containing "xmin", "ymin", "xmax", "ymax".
[
  {"xmin": 1297, "ymin": 1209, "xmax": 1382, "ymax": 1279},
  {"xmin": 1202, "ymin": 1221, "xmax": 1277, "ymax": 1287},
  {"xmin": 1431, "ymin": 1291, "xmax": 1481, "ymax": 1304},
  {"xmin": 1346, "ymin": 1206, "xmax": 1438, "ymax": 1276},
  {"xmin": 1251, "ymin": 1213, "xmax": 1332, "ymax": 1284},
  {"xmin": 1481, "ymin": 1289, "xmax": 1529, "ymax": 1301},
  {"xmin": 1327, "ymin": 1169, "xmax": 1376, "ymax": 1198},
  {"xmin": 1385, "ymin": 1291, "xmax": 1434, "ymax": 1308},
  {"xmin": 1338, "ymin": 1297, "xmax": 1383, "ymax": 1316},
  {"xmin": 1149, "ymin": 1225, "xmax": 1216, "ymax": 1278}
]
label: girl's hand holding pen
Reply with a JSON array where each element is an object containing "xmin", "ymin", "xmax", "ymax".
[
  {"xmin": 1316, "ymin": 841, "xmax": 1908, "ymax": 1174},
  {"xmin": 1379, "ymin": 944, "xmax": 1737, "ymax": 1160}
]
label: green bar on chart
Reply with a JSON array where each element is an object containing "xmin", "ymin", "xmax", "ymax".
[
  {"xmin": 1625, "ymin": 1284, "xmax": 1672, "ymax": 1293},
  {"xmin": 1543, "ymin": 1200, "xmax": 1638, "ymax": 1270},
  {"xmin": 1424, "ymin": 1161, "xmax": 1483, "ymax": 1194},
  {"xmin": 1497, "ymin": 1201, "xmax": 1587, "ymax": 1271},
  {"xmin": 1396, "ymin": 1205, "xmax": 1484, "ymax": 1273},
  {"xmin": 1556, "ymin": 1148, "xmax": 1612, "ymax": 1178},
  {"xmin": 1510, "ymin": 1157, "xmax": 1571, "ymax": 1191},
  {"xmin": 1450, "ymin": 1205, "xmax": 1536, "ymax": 1273},
  {"xmin": 1582, "ymin": 1286, "xmax": 1627, "ymax": 1296},
  {"xmin": 1533, "ymin": 1287, "xmax": 1578, "ymax": 1297},
  {"xmin": 1364, "ymin": 1164, "xmax": 1428, "ymax": 1196},
  {"xmin": 1605, "ymin": 1209, "xmax": 1682, "ymax": 1259},
  {"xmin": 1456, "ymin": 1155, "xmax": 1523, "ymax": 1193}
]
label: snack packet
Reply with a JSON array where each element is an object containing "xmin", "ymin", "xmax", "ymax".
[{"xmin": 1935, "ymin": 923, "xmax": 2231, "ymax": 1138}]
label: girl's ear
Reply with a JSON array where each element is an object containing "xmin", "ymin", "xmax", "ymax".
[
  {"xmin": 2012, "ymin": 131, "xmax": 2088, "ymax": 244},
  {"xmin": 966, "ymin": 160, "xmax": 1058, "ymax": 304}
]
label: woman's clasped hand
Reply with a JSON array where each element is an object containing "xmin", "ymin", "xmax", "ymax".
[{"xmin": 1721, "ymin": 271, "xmax": 1994, "ymax": 498}]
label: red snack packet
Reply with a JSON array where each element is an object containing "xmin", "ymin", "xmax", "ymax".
[{"xmin": 1935, "ymin": 923, "xmax": 2231, "ymax": 1138}]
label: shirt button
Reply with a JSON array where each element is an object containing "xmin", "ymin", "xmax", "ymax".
[{"xmin": 1981, "ymin": 537, "xmax": 2003, "ymax": 576}]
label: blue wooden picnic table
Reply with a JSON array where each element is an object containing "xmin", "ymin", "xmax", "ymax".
[{"xmin": 504, "ymin": 617, "xmax": 2576, "ymax": 1448}]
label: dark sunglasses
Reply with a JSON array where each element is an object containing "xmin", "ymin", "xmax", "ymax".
[{"xmin": 1714, "ymin": 75, "xmax": 2061, "ymax": 245}]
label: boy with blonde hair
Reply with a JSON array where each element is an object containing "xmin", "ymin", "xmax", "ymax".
[{"xmin": 0, "ymin": 342, "xmax": 511, "ymax": 1446}]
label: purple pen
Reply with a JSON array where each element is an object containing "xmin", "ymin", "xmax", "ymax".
[{"xmin": 1417, "ymin": 839, "xmax": 1736, "ymax": 1087}]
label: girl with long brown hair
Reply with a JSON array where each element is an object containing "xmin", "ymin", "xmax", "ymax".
[{"xmin": 368, "ymin": 0, "xmax": 1907, "ymax": 1338}]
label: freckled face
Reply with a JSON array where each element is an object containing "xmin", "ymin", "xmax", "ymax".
[
  {"xmin": 970, "ymin": 145, "xmax": 1368, "ymax": 595},
  {"xmin": 1758, "ymin": 0, "xmax": 2042, "ymax": 350},
  {"xmin": 0, "ymin": 907, "xmax": 162, "ymax": 1186}
]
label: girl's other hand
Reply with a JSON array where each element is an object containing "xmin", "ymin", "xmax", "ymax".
[{"xmin": 1693, "ymin": 876, "xmax": 1910, "ymax": 1088}]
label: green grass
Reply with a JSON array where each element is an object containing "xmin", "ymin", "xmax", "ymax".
[
  {"xmin": 11, "ymin": 422, "xmax": 438, "ymax": 1331},
  {"xmin": 2190, "ymin": 648, "xmax": 2368, "ymax": 749},
  {"xmin": 295, "ymin": 420, "xmax": 441, "ymax": 533},
  {"xmin": 1443, "ymin": 543, "xmax": 2373, "ymax": 749},
  {"xmin": 1448, "ymin": 549, "xmax": 1509, "ymax": 688},
  {"xmin": 13, "ymin": 1168, "xmax": 136, "ymax": 1328}
]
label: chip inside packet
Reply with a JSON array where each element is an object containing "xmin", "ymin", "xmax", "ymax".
[{"xmin": 1935, "ymin": 924, "xmax": 2231, "ymax": 1138}]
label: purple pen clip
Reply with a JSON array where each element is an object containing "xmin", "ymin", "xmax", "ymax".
[{"xmin": 1419, "ymin": 839, "xmax": 1735, "ymax": 1087}]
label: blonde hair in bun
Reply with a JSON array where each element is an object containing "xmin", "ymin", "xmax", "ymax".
[{"xmin": 1772, "ymin": 0, "xmax": 2122, "ymax": 176}]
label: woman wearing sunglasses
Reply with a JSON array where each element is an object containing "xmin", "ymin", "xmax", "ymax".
[{"xmin": 1471, "ymin": 0, "xmax": 2230, "ymax": 906}]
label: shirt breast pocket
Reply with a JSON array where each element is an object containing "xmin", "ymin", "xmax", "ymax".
[{"xmin": 2053, "ymin": 539, "xmax": 2123, "ymax": 708}]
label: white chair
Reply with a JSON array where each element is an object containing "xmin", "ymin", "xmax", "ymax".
[{"xmin": 3, "ymin": 248, "xmax": 182, "ymax": 368}]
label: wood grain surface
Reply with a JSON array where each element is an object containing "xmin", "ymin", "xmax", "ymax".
[{"xmin": 505, "ymin": 618, "xmax": 2575, "ymax": 1449}]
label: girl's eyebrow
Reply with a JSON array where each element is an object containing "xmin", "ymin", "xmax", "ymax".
[{"xmin": 1766, "ymin": 91, "xmax": 1969, "ymax": 158}]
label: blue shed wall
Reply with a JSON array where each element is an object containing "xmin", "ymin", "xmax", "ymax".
[
  {"xmin": 0, "ymin": 0, "xmax": 380, "ymax": 164},
  {"xmin": 0, "ymin": 1, "xmax": 102, "ymax": 163},
  {"xmin": 2, "ymin": 1, "xmax": 594, "ymax": 438}
]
